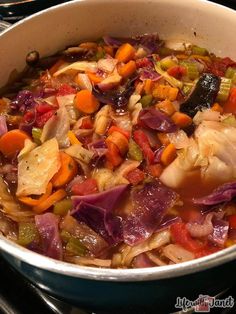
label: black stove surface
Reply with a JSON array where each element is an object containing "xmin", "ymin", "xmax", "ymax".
[{"xmin": 1, "ymin": 1, "xmax": 236, "ymax": 314}]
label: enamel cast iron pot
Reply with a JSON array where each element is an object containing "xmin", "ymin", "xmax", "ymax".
[{"xmin": 0, "ymin": 0, "xmax": 236, "ymax": 312}]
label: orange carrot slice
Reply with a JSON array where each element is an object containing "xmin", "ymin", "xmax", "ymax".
[
  {"xmin": 0, "ymin": 129, "xmax": 31, "ymax": 158},
  {"xmin": 51, "ymin": 152, "xmax": 78, "ymax": 188}
]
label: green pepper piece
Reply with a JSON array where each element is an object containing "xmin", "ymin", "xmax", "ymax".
[
  {"xmin": 53, "ymin": 199, "xmax": 72, "ymax": 216},
  {"xmin": 32, "ymin": 127, "xmax": 42, "ymax": 145},
  {"xmin": 66, "ymin": 237, "xmax": 87, "ymax": 256},
  {"xmin": 140, "ymin": 94, "xmax": 153, "ymax": 107},
  {"xmin": 191, "ymin": 45, "xmax": 208, "ymax": 56},
  {"xmin": 128, "ymin": 139, "xmax": 143, "ymax": 161},
  {"xmin": 18, "ymin": 222, "xmax": 39, "ymax": 246}
]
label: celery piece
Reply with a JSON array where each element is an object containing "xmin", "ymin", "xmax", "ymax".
[
  {"xmin": 191, "ymin": 45, "xmax": 208, "ymax": 56},
  {"xmin": 18, "ymin": 222, "xmax": 39, "ymax": 246},
  {"xmin": 182, "ymin": 83, "xmax": 194, "ymax": 96},
  {"xmin": 140, "ymin": 94, "xmax": 153, "ymax": 108},
  {"xmin": 160, "ymin": 58, "xmax": 177, "ymax": 71},
  {"xmin": 32, "ymin": 127, "xmax": 42, "ymax": 145},
  {"xmin": 60, "ymin": 230, "xmax": 71, "ymax": 243},
  {"xmin": 225, "ymin": 67, "xmax": 236, "ymax": 84},
  {"xmin": 216, "ymin": 77, "xmax": 232, "ymax": 102},
  {"xmin": 53, "ymin": 199, "xmax": 72, "ymax": 216},
  {"xmin": 154, "ymin": 62, "xmax": 183, "ymax": 89},
  {"xmin": 222, "ymin": 115, "xmax": 236, "ymax": 127},
  {"xmin": 158, "ymin": 47, "xmax": 174, "ymax": 56},
  {"xmin": 128, "ymin": 139, "xmax": 143, "ymax": 161},
  {"xmin": 180, "ymin": 61, "xmax": 199, "ymax": 80},
  {"xmin": 66, "ymin": 237, "xmax": 87, "ymax": 256}
]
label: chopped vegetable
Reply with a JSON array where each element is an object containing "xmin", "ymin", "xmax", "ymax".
[
  {"xmin": 191, "ymin": 45, "xmax": 208, "ymax": 56},
  {"xmin": 171, "ymin": 112, "xmax": 192, "ymax": 128},
  {"xmin": 18, "ymin": 222, "xmax": 39, "ymax": 246},
  {"xmin": 160, "ymin": 143, "xmax": 177, "ymax": 166},
  {"xmin": 53, "ymin": 198, "xmax": 72, "ymax": 216},
  {"xmin": 179, "ymin": 61, "xmax": 199, "ymax": 80},
  {"xmin": 33, "ymin": 189, "xmax": 67, "ymax": 214},
  {"xmin": 32, "ymin": 128, "xmax": 42, "ymax": 145},
  {"xmin": 140, "ymin": 94, "xmax": 153, "ymax": 108},
  {"xmin": 74, "ymin": 90, "xmax": 100, "ymax": 114},
  {"xmin": 66, "ymin": 237, "xmax": 87, "ymax": 256},
  {"xmin": 115, "ymin": 43, "xmax": 136, "ymax": 63},
  {"xmin": 118, "ymin": 60, "xmax": 137, "ymax": 78},
  {"xmin": 216, "ymin": 77, "xmax": 232, "ymax": 102},
  {"xmin": 17, "ymin": 138, "xmax": 60, "ymax": 196},
  {"xmin": 156, "ymin": 99, "xmax": 176, "ymax": 116},
  {"xmin": 51, "ymin": 152, "xmax": 78, "ymax": 188},
  {"xmin": 0, "ymin": 129, "xmax": 31, "ymax": 158},
  {"xmin": 152, "ymin": 84, "xmax": 178, "ymax": 101},
  {"xmin": 180, "ymin": 73, "xmax": 221, "ymax": 117},
  {"xmin": 128, "ymin": 139, "xmax": 143, "ymax": 161},
  {"xmin": 133, "ymin": 129, "xmax": 154, "ymax": 164},
  {"xmin": 225, "ymin": 67, "xmax": 236, "ymax": 84},
  {"xmin": 223, "ymin": 87, "xmax": 236, "ymax": 113}
]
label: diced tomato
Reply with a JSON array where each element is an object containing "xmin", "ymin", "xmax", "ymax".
[
  {"xmin": 167, "ymin": 66, "xmax": 186, "ymax": 79},
  {"xmin": 36, "ymin": 103, "xmax": 55, "ymax": 114},
  {"xmin": 80, "ymin": 116, "xmax": 93, "ymax": 129},
  {"xmin": 224, "ymin": 88, "xmax": 236, "ymax": 114},
  {"xmin": 71, "ymin": 178, "xmax": 98, "ymax": 195},
  {"xmin": 195, "ymin": 246, "xmax": 220, "ymax": 258},
  {"xmin": 147, "ymin": 163, "xmax": 163, "ymax": 178},
  {"xmin": 133, "ymin": 129, "xmax": 154, "ymax": 164},
  {"xmin": 170, "ymin": 222, "xmax": 204, "ymax": 253},
  {"xmin": 35, "ymin": 110, "xmax": 56, "ymax": 128},
  {"xmin": 136, "ymin": 57, "xmax": 153, "ymax": 69},
  {"xmin": 57, "ymin": 84, "xmax": 77, "ymax": 96},
  {"xmin": 207, "ymin": 57, "xmax": 236, "ymax": 77},
  {"xmin": 228, "ymin": 214, "xmax": 236, "ymax": 229},
  {"xmin": 108, "ymin": 125, "xmax": 130, "ymax": 139},
  {"xmin": 23, "ymin": 111, "xmax": 35, "ymax": 123},
  {"xmin": 125, "ymin": 168, "xmax": 145, "ymax": 185}
]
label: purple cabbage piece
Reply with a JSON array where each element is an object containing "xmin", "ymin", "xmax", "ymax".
[
  {"xmin": 156, "ymin": 214, "xmax": 181, "ymax": 232},
  {"xmin": 103, "ymin": 36, "xmax": 123, "ymax": 47},
  {"xmin": 209, "ymin": 216, "xmax": 229, "ymax": 247},
  {"xmin": 123, "ymin": 180, "xmax": 177, "ymax": 245},
  {"xmin": 134, "ymin": 33, "xmax": 160, "ymax": 53},
  {"xmin": 72, "ymin": 202, "xmax": 123, "ymax": 245},
  {"xmin": 0, "ymin": 116, "xmax": 8, "ymax": 137},
  {"xmin": 71, "ymin": 184, "xmax": 129, "ymax": 212},
  {"xmin": 11, "ymin": 90, "xmax": 36, "ymax": 113},
  {"xmin": 103, "ymin": 33, "xmax": 160, "ymax": 53},
  {"xmin": 154, "ymin": 146, "xmax": 165, "ymax": 163},
  {"xmin": 35, "ymin": 213, "xmax": 63, "ymax": 260},
  {"xmin": 92, "ymin": 76, "xmax": 137, "ymax": 109},
  {"xmin": 139, "ymin": 68, "xmax": 161, "ymax": 82},
  {"xmin": 88, "ymin": 139, "xmax": 107, "ymax": 157},
  {"xmin": 139, "ymin": 108, "xmax": 178, "ymax": 133},
  {"xmin": 194, "ymin": 182, "xmax": 236, "ymax": 205}
]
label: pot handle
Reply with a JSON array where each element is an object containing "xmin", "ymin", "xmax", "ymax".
[{"xmin": 0, "ymin": 20, "xmax": 11, "ymax": 33}]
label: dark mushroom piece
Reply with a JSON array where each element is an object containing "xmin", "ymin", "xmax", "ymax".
[{"xmin": 180, "ymin": 73, "xmax": 221, "ymax": 118}]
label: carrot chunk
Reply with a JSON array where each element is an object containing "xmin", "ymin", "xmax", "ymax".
[
  {"xmin": 51, "ymin": 152, "xmax": 78, "ymax": 188},
  {"xmin": 118, "ymin": 60, "xmax": 137, "ymax": 78},
  {"xmin": 115, "ymin": 43, "xmax": 136, "ymax": 63},
  {"xmin": 33, "ymin": 189, "xmax": 66, "ymax": 214},
  {"xmin": 161, "ymin": 143, "xmax": 177, "ymax": 166},
  {"xmin": 74, "ymin": 90, "xmax": 100, "ymax": 114},
  {"xmin": 0, "ymin": 129, "xmax": 31, "ymax": 158},
  {"xmin": 171, "ymin": 112, "xmax": 192, "ymax": 128}
]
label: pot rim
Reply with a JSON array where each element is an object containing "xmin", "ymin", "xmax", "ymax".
[
  {"xmin": 1, "ymin": 234, "xmax": 236, "ymax": 282},
  {"xmin": 0, "ymin": 0, "xmax": 236, "ymax": 282}
]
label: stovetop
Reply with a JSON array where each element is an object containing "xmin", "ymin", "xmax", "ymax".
[{"xmin": 0, "ymin": 1, "xmax": 236, "ymax": 314}]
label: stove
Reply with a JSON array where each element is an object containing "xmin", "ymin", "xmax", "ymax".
[{"xmin": 0, "ymin": 1, "xmax": 236, "ymax": 314}]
